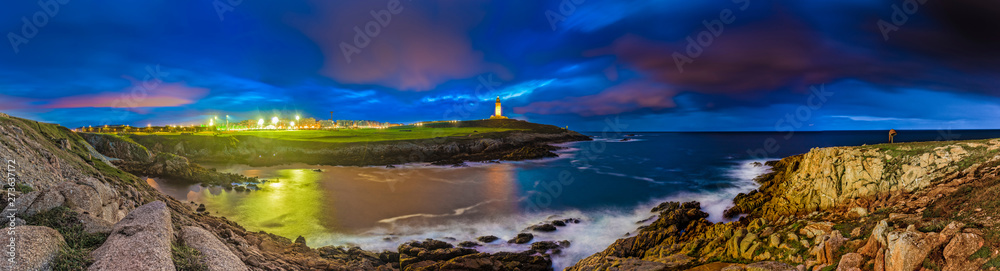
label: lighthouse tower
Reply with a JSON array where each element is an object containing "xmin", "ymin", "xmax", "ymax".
[{"xmin": 490, "ymin": 96, "xmax": 508, "ymax": 119}]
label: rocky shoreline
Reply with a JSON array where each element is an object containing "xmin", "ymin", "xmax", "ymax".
[{"xmin": 570, "ymin": 139, "xmax": 1000, "ymax": 270}]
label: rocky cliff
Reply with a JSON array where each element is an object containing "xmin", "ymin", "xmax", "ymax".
[
  {"xmin": 571, "ymin": 139, "xmax": 1000, "ymax": 271},
  {"xmin": 726, "ymin": 140, "xmax": 997, "ymax": 220}
]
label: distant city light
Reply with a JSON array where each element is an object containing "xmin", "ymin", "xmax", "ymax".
[
  {"xmin": 271, "ymin": 116, "xmax": 279, "ymax": 125},
  {"xmin": 258, "ymin": 119, "xmax": 264, "ymax": 127}
]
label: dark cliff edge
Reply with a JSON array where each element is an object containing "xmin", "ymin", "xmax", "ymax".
[
  {"xmin": 0, "ymin": 113, "xmax": 562, "ymax": 270},
  {"xmin": 116, "ymin": 119, "xmax": 591, "ymax": 167},
  {"xmin": 571, "ymin": 139, "xmax": 1000, "ymax": 271}
]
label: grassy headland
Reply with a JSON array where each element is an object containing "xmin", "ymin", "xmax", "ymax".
[{"xmin": 99, "ymin": 119, "xmax": 589, "ymax": 167}]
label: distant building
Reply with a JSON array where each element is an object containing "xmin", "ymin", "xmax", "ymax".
[{"xmin": 490, "ymin": 96, "xmax": 508, "ymax": 119}]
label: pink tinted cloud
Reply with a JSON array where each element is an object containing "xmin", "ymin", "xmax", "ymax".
[
  {"xmin": 590, "ymin": 18, "xmax": 869, "ymax": 97},
  {"xmin": 297, "ymin": 0, "xmax": 506, "ymax": 91},
  {"xmin": 0, "ymin": 95, "xmax": 34, "ymax": 110},
  {"xmin": 43, "ymin": 82, "xmax": 208, "ymax": 109},
  {"xmin": 515, "ymin": 80, "xmax": 676, "ymax": 116}
]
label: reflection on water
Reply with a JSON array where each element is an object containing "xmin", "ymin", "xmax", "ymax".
[{"xmin": 149, "ymin": 163, "xmax": 523, "ymax": 242}]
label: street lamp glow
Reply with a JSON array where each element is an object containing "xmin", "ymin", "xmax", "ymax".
[
  {"xmin": 257, "ymin": 119, "xmax": 264, "ymax": 127},
  {"xmin": 295, "ymin": 115, "xmax": 300, "ymax": 121},
  {"xmin": 271, "ymin": 117, "xmax": 279, "ymax": 125},
  {"xmin": 290, "ymin": 121, "xmax": 295, "ymax": 129}
]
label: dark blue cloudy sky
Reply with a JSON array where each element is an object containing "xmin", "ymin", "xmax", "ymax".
[{"xmin": 2, "ymin": 0, "xmax": 999, "ymax": 131}]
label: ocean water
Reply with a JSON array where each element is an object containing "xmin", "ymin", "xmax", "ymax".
[{"xmin": 146, "ymin": 130, "xmax": 1000, "ymax": 270}]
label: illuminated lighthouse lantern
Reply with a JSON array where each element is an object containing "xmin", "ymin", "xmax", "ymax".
[{"xmin": 490, "ymin": 96, "xmax": 508, "ymax": 119}]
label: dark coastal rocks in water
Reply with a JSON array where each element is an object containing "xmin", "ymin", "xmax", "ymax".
[
  {"xmin": 642, "ymin": 201, "xmax": 709, "ymax": 232},
  {"xmin": 427, "ymin": 251, "xmax": 553, "ymax": 271},
  {"xmin": 90, "ymin": 201, "xmax": 175, "ymax": 271},
  {"xmin": 508, "ymin": 233, "xmax": 534, "ymax": 244},
  {"xmin": 397, "ymin": 239, "xmax": 477, "ymax": 269},
  {"xmin": 181, "ymin": 226, "xmax": 249, "ymax": 271},
  {"xmin": 531, "ymin": 240, "xmax": 571, "ymax": 254},
  {"xmin": 393, "ymin": 238, "xmax": 554, "ymax": 270},
  {"xmin": 476, "ymin": 235, "xmax": 499, "ymax": 243},
  {"xmin": 317, "ymin": 245, "xmax": 397, "ymax": 269},
  {"xmin": 9, "ymin": 226, "xmax": 65, "ymax": 271},
  {"xmin": 549, "ymin": 218, "xmax": 580, "ymax": 227},
  {"xmin": 457, "ymin": 241, "xmax": 480, "ymax": 247},
  {"xmin": 528, "ymin": 223, "xmax": 557, "ymax": 232},
  {"xmin": 501, "ymin": 145, "xmax": 560, "ymax": 161}
]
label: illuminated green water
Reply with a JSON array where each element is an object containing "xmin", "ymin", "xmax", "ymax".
[
  {"xmin": 148, "ymin": 163, "xmax": 523, "ymax": 242},
  {"xmin": 151, "ymin": 168, "xmax": 328, "ymax": 239}
]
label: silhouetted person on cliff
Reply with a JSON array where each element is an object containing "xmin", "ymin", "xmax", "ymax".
[{"xmin": 889, "ymin": 129, "xmax": 897, "ymax": 143}]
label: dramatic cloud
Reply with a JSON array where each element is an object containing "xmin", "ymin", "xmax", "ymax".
[
  {"xmin": 43, "ymin": 82, "xmax": 208, "ymax": 109},
  {"xmin": 515, "ymin": 80, "xmax": 676, "ymax": 116},
  {"xmin": 298, "ymin": 0, "xmax": 505, "ymax": 91}
]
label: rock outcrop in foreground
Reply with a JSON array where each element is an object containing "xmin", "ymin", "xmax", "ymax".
[
  {"xmin": 90, "ymin": 201, "xmax": 175, "ymax": 270},
  {"xmin": 10, "ymin": 226, "xmax": 65, "ymax": 271},
  {"xmin": 180, "ymin": 226, "xmax": 249, "ymax": 271},
  {"xmin": 572, "ymin": 139, "xmax": 1000, "ymax": 271}
]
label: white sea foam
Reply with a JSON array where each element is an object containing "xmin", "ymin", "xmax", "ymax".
[
  {"xmin": 658, "ymin": 159, "xmax": 772, "ymax": 222},
  {"xmin": 572, "ymin": 164, "xmax": 664, "ymax": 185},
  {"xmin": 377, "ymin": 200, "xmax": 501, "ymax": 224},
  {"xmin": 310, "ymin": 204, "xmax": 663, "ymax": 271}
]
